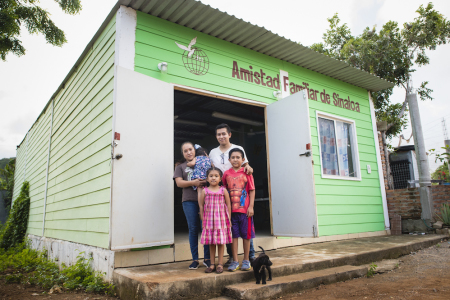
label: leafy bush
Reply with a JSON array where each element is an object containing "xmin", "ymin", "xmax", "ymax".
[
  {"xmin": 61, "ymin": 253, "xmax": 114, "ymax": 293},
  {"xmin": 0, "ymin": 243, "xmax": 114, "ymax": 295},
  {"xmin": 0, "ymin": 182, "xmax": 30, "ymax": 250},
  {"xmin": 436, "ymin": 203, "xmax": 450, "ymax": 226},
  {"xmin": 431, "ymin": 164, "xmax": 449, "ymax": 183}
]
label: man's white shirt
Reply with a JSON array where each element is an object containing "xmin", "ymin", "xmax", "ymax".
[{"xmin": 209, "ymin": 144, "xmax": 249, "ymax": 173}]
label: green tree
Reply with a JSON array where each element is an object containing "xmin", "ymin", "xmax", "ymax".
[
  {"xmin": 0, "ymin": 0, "xmax": 82, "ymax": 61},
  {"xmin": 0, "ymin": 158, "xmax": 12, "ymax": 170},
  {"xmin": 311, "ymin": 3, "xmax": 450, "ymax": 188},
  {"xmin": 311, "ymin": 3, "xmax": 450, "ymax": 138},
  {"xmin": 0, "ymin": 158, "xmax": 15, "ymax": 211}
]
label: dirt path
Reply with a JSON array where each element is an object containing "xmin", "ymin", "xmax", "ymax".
[
  {"xmin": 0, "ymin": 281, "xmax": 118, "ymax": 300},
  {"xmin": 282, "ymin": 240, "xmax": 450, "ymax": 300}
]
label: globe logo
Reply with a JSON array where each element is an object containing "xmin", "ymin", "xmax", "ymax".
[
  {"xmin": 175, "ymin": 37, "xmax": 210, "ymax": 76},
  {"xmin": 182, "ymin": 49, "xmax": 209, "ymax": 76}
]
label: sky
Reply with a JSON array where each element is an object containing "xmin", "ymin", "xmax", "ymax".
[{"xmin": 1, "ymin": 0, "xmax": 449, "ymax": 171}]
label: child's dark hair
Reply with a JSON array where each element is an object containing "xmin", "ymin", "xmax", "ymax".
[
  {"xmin": 228, "ymin": 147, "xmax": 245, "ymax": 160},
  {"xmin": 195, "ymin": 146, "xmax": 208, "ymax": 157},
  {"xmin": 206, "ymin": 166, "xmax": 223, "ymax": 178},
  {"xmin": 206, "ymin": 167, "xmax": 223, "ymax": 186}
]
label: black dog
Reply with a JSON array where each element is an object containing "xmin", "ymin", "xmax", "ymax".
[{"xmin": 252, "ymin": 246, "xmax": 273, "ymax": 284}]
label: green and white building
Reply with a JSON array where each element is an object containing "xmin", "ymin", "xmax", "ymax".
[{"xmin": 13, "ymin": 0, "xmax": 394, "ymax": 279}]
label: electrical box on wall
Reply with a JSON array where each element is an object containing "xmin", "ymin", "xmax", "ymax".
[{"xmin": 367, "ymin": 165, "xmax": 371, "ymax": 174}]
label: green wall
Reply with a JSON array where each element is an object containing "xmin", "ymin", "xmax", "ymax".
[
  {"xmin": 13, "ymin": 16, "xmax": 116, "ymax": 248},
  {"xmin": 134, "ymin": 12, "xmax": 385, "ymax": 236},
  {"xmin": 12, "ymin": 104, "xmax": 52, "ymax": 236}
]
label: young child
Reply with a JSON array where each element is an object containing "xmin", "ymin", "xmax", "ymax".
[
  {"xmin": 222, "ymin": 148, "xmax": 255, "ymax": 272},
  {"xmin": 199, "ymin": 167, "xmax": 232, "ymax": 274},
  {"xmin": 187, "ymin": 145, "xmax": 211, "ymax": 190}
]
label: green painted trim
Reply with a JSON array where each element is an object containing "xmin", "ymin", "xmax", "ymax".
[{"xmin": 130, "ymin": 245, "xmax": 172, "ymax": 251}]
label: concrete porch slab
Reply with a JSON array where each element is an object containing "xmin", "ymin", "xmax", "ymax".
[{"xmin": 113, "ymin": 234, "xmax": 447, "ymax": 300}]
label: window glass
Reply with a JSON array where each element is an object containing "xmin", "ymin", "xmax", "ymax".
[
  {"xmin": 318, "ymin": 118, "xmax": 339, "ymax": 175},
  {"xmin": 335, "ymin": 121, "xmax": 355, "ymax": 177},
  {"xmin": 318, "ymin": 117, "xmax": 357, "ymax": 178}
]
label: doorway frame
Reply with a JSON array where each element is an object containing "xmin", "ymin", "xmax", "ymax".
[{"xmin": 173, "ymin": 84, "xmax": 274, "ymax": 235}]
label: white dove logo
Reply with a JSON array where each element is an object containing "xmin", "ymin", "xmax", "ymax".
[
  {"xmin": 175, "ymin": 37, "xmax": 210, "ymax": 76},
  {"xmin": 175, "ymin": 37, "xmax": 197, "ymax": 58}
]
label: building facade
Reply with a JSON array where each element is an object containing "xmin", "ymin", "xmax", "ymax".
[{"xmin": 13, "ymin": 0, "xmax": 393, "ymax": 279}]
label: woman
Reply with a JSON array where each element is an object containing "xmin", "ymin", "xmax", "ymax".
[{"xmin": 173, "ymin": 141, "xmax": 211, "ymax": 269}]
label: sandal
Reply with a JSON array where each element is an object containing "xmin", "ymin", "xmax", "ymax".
[
  {"xmin": 205, "ymin": 265, "xmax": 216, "ymax": 273},
  {"xmin": 216, "ymin": 264, "xmax": 223, "ymax": 274}
]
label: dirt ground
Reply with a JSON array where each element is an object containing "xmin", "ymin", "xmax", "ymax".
[
  {"xmin": 283, "ymin": 240, "xmax": 450, "ymax": 300},
  {"xmin": 0, "ymin": 281, "xmax": 119, "ymax": 300}
]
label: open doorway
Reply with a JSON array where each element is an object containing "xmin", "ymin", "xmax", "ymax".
[{"xmin": 173, "ymin": 90, "xmax": 271, "ymax": 244}]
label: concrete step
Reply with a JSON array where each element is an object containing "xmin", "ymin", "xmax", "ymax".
[
  {"xmin": 224, "ymin": 265, "xmax": 367, "ymax": 300},
  {"xmin": 113, "ymin": 235, "xmax": 446, "ymax": 300}
]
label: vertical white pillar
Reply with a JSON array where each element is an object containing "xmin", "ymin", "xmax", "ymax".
[
  {"xmin": 23, "ymin": 132, "xmax": 29, "ymax": 182},
  {"xmin": 368, "ymin": 92, "xmax": 390, "ymax": 230},
  {"xmin": 110, "ymin": 5, "xmax": 137, "ymax": 249},
  {"xmin": 42, "ymin": 99, "xmax": 54, "ymax": 236}
]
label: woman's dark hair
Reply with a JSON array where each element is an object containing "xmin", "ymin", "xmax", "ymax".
[
  {"xmin": 195, "ymin": 146, "xmax": 208, "ymax": 157},
  {"xmin": 177, "ymin": 141, "xmax": 195, "ymax": 164},
  {"xmin": 215, "ymin": 123, "xmax": 231, "ymax": 134},
  {"xmin": 228, "ymin": 147, "xmax": 245, "ymax": 160},
  {"xmin": 206, "ymin": 166, "xmax": 223, "ymax": 186}
]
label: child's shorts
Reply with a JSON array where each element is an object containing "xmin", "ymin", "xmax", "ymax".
[{"xmin": 231, "ymin": 213, "xmax": 255, "ymax": 240}]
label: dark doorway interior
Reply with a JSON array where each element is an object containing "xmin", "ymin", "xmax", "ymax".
[{"xmin": 173, "ymin": 90, "xmax": 270, "ymax": 235}]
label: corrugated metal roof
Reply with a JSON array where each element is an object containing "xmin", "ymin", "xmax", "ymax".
[
  {"xmin": 119, "ymin": 0, "xmax": 394, "ymax": 91},
  {"xmin": 21, "ymin": 0, "xmax": 393, "ymax": 147}
]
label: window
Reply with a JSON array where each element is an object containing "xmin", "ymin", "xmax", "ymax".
[{"xmin": 316, "ymin": 112, "xmax": 360, "ymax": 180}]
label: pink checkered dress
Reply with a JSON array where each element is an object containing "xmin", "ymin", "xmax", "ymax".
[{"xmin": 201, "ymin": 186, "xmax": 232, "ymax": 245}]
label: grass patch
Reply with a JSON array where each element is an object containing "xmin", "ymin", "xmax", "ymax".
[{"xmin": 0, "ymin": 242, "xmax": 114, "ymax": 295}]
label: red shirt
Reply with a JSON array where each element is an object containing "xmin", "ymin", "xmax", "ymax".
[{"xmin": 222, "ymin": 167, "xmax": 255, "ymax": 213}]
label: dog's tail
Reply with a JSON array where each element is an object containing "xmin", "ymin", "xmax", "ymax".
[{"xmin": 258, "ymin": 246, "xmax": 265, "ymax": 254}]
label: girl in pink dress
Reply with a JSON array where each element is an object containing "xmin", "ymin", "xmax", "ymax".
[{"xmin": 199, "ymin": 167, "xmax": 232, "ymax": 274}]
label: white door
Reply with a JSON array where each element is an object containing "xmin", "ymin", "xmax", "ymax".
[
  {"xmin": 111, "ymin": 67, "xmax": 174, "ymax": 250},
  {"xmin": 267, "ymin": 90, "xmax": 318, "ymax": 237}
]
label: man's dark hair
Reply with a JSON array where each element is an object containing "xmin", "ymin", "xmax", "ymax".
[
  {"xmin": 215, "ymin": 123, "xmax": 231, "ymax": 134},
  {"xmin": 229, "ymin": 148, "xmax": 245, "ymax": 160}
]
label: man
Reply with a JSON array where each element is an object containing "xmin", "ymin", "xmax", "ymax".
[{"xmin": 209, "ymin": 123, "xmax": 256, "ymax": 265}]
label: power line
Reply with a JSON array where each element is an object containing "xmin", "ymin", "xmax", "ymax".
[
  {"xmin": 423, "ymin": 119, "xmax": 448, "ymax": 130},
  {"xmin": 424, "ymin": 132, "xmax": 444, "ymax": 141},
  {"xmin": 423, "ymin": 123, "xmax": 444, "ymax": 132},
  {"xmin": 422, "ymin": 115, "xmax": 449, "ymax": 127}
]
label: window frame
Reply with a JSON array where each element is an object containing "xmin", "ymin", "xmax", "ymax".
[{"xmin": 315, "ymin": 111, "xmax": 362, "ymax": 181}]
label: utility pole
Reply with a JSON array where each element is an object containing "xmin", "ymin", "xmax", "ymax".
[{"xmin": 407, "ymin": 81, "xmax": 433, "ymax": 222}]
